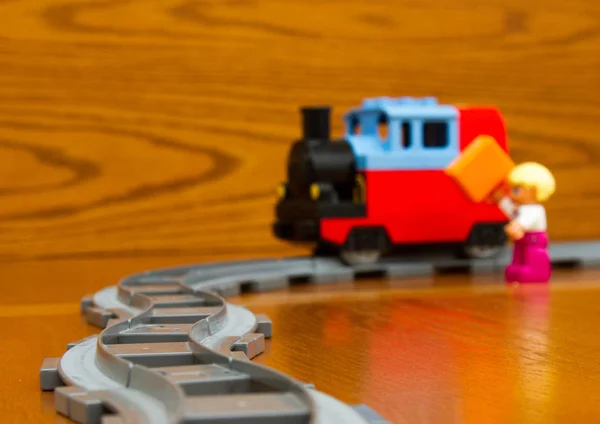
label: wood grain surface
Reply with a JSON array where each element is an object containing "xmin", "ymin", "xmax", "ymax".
[
  {"xmin": 5, "ymin": 262, "xmax": 600, "ymax": 424},
  {"xmin": 0, "ymin": 0, "xmax": 599, "ymax": 262},
  {"xmin": 1, "ymin": 0, "xmax": 600, "ymax": 422}
]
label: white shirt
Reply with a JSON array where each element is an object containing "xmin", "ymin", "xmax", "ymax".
[{"xmin": 498, "ymin": 196, "xmax": 547, "ymax": 231}]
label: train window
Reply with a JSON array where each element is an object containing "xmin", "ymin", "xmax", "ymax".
[
  {"xmin": 400, "ymin": 122, "xmax": 411, "ymax": 148},
  {"xmin": 349, "ymin": 115, "xmax": 361, "ymax": 135},
  {"xmin": 378, "ymin": 113, "xmax": 389, "ymax": 142},
  {"xmin": 423, "ymin": 121, "xmax": 448, "ymax": 148}
]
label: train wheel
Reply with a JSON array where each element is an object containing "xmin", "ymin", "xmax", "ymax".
[
  {"xmin": 340, "ymin": 226, "xmax": 390, "ymax": 265},
  {"xmin": 461, "ymin": 222, "xmax": 507, "ymax": 259},
  {"xmin": 340, "ymin": 250, "xmax": 382, "ymax": 265},
  {"xmin": 462, "ymin": 245, "xmax": 504, "ymax": 259}
]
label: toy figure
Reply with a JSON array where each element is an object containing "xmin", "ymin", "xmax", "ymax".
[{"xmin": 492, "ymin": 162, "xmax": 556, "ymax": 283}]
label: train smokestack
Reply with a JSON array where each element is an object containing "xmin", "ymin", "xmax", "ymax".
[{"xmin": 301, "ymin": 106, "xmax": 330, "ymax": 141}]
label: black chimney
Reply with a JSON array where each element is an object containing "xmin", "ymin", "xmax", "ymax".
[{"xmin": 301, "ymin": 106, "xmax": 330, "ymax": 141}]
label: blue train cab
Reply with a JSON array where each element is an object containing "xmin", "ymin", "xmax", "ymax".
[{"xmin": 343, "ymin": 97, "xmax": 460, "ymax": 171}]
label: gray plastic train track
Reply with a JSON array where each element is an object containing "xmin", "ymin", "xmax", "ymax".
[{"xmin": 40, "ymin": 240, "xmax": 600, "ymax": 423}]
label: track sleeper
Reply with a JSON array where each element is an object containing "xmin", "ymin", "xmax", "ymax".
[
  {"xmin": 85, "ymin": 307, "xmax": 132, "ymax": 328},
  {"xmin": 182, "ymin": 392, "xmax": 310, "ymax": 422},
  {"xmin": 149, "ymin": 307, "xmax": 222, "ymax": 324},
  {"xmin": 54, "ymin": 386, "xmax": 86, "ymax": 416},
  {"xmin": 232, "ymin": 333, "xmax": 265, "ymax": 359},
  {"xmin": 40, "ymin": 357, "xmax": 64, "ymax": 391},
  {"xmin": 255, "ymin": 314, "xmax": 273, "ymax": 338},
  {"xmin": 155, "ymin": 364, "xmax": 251, "ymax": 395},
  {"xmin": 80, "ymin": 295, "xmax": 94, "ymax": 314},
  {"xmin": 105, "ymin": 342, "xmax": 194, "ymax": 367},
  {"xmin": 118, "ymin": 323, "xmax": 193, "ymax": 344},
  {"xmin": 69, "ymin": 393, "xmax": 104, "ymax": 424}
]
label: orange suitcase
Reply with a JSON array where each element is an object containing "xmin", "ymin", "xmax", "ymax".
[{"xmin": 446, "ymin": 135, "xmax": 515, "ymax": 202}]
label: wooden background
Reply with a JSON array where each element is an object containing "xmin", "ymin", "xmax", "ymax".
[
  {"xmin": 1, "ymin": 0, "xmax": 600, "ymax": 422},
  {"xmin": 0, "ymin": 0, "xmax": 599, "ymax": 263}
]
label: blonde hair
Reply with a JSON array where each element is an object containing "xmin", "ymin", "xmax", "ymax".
[{"xmin": 508, "ymin": 162, "xmax": 556, "ymax": 202}]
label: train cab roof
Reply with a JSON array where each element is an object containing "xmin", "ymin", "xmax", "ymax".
[
  {"xmin": 343, "ymin": 96, "xmax": 460, "ymax": 171},
  {"xmin": 346, "ymin": 96, "xmax": 458, "ymax": 119}
]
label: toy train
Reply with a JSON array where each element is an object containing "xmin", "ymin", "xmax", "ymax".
[{"xmin": 273, "ymin": 97, "xmax": 510, "ymax": 264}]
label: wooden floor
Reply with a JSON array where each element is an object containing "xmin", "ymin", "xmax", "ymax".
[
  {"xmin": 4, "ymin": 260, "xmax": 600, "ymax": 423},
  {"xmin": 1, "ymin": 0, "xmax": 600, "ymax": 422}
]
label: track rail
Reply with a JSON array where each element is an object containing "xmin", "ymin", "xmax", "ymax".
[{"xmin": 40, "ymin": 240, "xmax": 600, "ymax": 423}]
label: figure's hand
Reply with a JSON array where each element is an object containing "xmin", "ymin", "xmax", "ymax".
[
  {"xmin": 504, "ymin": 221, "xmax": 525, "ymax": 240},
  {"xmin": 487, "ymin": 184, "xmax": 507, "ymax": 204}
]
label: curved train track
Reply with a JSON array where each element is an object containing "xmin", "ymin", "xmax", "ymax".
[{"xmin": 40, "ymin": 241, "xmax": 600, "ymax": 423}]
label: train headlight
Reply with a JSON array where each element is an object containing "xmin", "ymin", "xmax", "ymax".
[
  {"xmin": 310, "ymin": 183, "xmax": 321, "ymax": 200},
  {"xmin": 353, "ymin": 174, "xmax": 366, "ymax": 203},
  {"xmin": 277, "ymin": 183, "xmax": 286, "ymax": 199}
]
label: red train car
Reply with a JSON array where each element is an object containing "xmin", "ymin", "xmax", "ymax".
[{"xmin": 273, "ymin": 97, "xmax": 510, "ymax": 264}]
